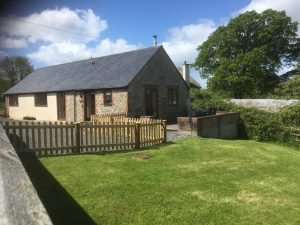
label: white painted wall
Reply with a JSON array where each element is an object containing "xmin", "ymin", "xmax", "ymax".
[
  {"xmin": 8, "ymin": 93, "xmax": 58, "ymax": 121},
  {"xmin": 230, "ymin": 99, "xmax": 299, "ymax": 112}
]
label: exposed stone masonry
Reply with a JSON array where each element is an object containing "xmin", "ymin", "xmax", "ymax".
[{"xmin": 95, "ymin": 89, "xmax": 127, "ymax": 115}]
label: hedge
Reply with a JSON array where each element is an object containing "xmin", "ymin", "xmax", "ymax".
[{"xmin": 191, "ymin": 91, "xmax": 299, "ymax": 144}]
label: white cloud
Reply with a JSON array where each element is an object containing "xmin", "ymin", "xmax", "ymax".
[
  {"xmin": 28, "ymin": 39, "xmax": 141, "ymax": 65},
  {"xmin": 237, "ymin": 0, "xmax": 300, "ymax": 33},
  {"xmin": 94, "ymin": 38, "xmax": 142, "ymax": 56},
  {"xmin": 27, "ymin": 42, "xmax": 90, "ymax": 65},
  {"xmin": 28, "ymin": 19, "xmax": 217, "ymax": 67},
  {"xmin": 0, "ymin": 7, "xmax": 107, "ymax": 46},
  {"xmin": 0, "ymin": 37, "xmax": 28, "ymax": 48},
  {"xmin": 162, "ymin": 20, "xmax": 217, "ymax": 66},
  {"xmin": 0, "ymin": 7, "xmax": 141, "ymax": 65},
  {"xmin": 160, "ymin": 20, "xmax": 217, "ymax": 89}
]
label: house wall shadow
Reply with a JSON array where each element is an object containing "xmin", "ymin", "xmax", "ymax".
[{"xmin": 18, "ymin": 152, "xmax": 97, "ymax": 225}]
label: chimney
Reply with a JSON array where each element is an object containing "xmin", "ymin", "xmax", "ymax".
[
  {"xmin": 183, "ymin": 61, "xmax": 190, "ymax": 87},
  {"xmin": 90, "ymin": 57, "xmax": 95, "ymax": 64},
  {"xmin": 153, "ymin": 35, "xmax": 157, "ymax": 46}
]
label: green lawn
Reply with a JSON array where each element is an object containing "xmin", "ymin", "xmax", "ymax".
[{"xmin": 20, "ymin": 138, "xmax": 300, "ymax": 225}]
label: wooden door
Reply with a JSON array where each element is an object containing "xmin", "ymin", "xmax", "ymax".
[
  {"xmin": 57, "ymin": 93, "xmax": 66, "ymax": 120},
  {"xmin": 84, "ymin": 92, "xmax": 95, "ymax": 121},
  {"xmin": 145, "ymin": 87, "xmax": 158, "ymax": 117}
]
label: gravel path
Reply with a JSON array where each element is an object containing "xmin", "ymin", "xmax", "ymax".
[{"xmin": 167, "ymin": 131, "xmax": 190, "ymax": 142}]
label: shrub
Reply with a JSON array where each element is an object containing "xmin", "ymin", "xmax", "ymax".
[
  {"xmin": 273, "ymin": 76, "xmax": 300, "ymax": 99},
  {"xmin": 23, "ymin": 116, "xmax": 36, "ymax": 120},
  {"xmin": 190, "ymin": 91, "xmax": 293, "ymax": 143},
  {"xmin": 230, "ymin": 105, "xmax": 288, "ymax": 142},
  {"xmin": 278, "ymin": 103, "xmax": 300, "ymax": 127},
  {"xmin": 190, "ymin": 89, "xmax": 233, "ymax": 113}
]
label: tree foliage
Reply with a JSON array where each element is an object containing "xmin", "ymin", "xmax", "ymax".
[
  {"xmin": 0, "ymin": 56, "xmax": 34, "ymax": 95},
  {"xmin": 274, "ymin": 75, "xmax": 300, "ymax": 99},
  {"xmin": 0, "ymin": 56, "xmax": 34, "ymax": 85},
  {"xmin": 190, "ymin": 89, "xmax": 231, "ymax": 113},
  {"xmin": 194, "ymin": 9, "xmax": 300, "ymax": 98}
]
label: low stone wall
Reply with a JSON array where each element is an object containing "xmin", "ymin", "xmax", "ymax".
[
  {"xmin": 230, "ymin": 99, "xmax": 299, "ymax": 112},
  {"xmin": 177, "ymin": 112, "xmax": 240, "ymax": 139},
  {"xmin": 0, "ymin": 125, "xmax": 52, "ymax": 225}
]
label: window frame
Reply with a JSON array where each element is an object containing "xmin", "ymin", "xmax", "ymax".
[
  {"xmin": 9, "ymin": 95, "xmax": 18, "ymax": 107},
  {"xmin": 103, "ymin": 90, "xmax": 112, "ymax": 106},
  {"xmin": 168, "ymin": 87, "xmax": 178, "ymax": 106},
  {"xmin": 34, "ymin": 93, "xmax": 48, "ymax": 107}
]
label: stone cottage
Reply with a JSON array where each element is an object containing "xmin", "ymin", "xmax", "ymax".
[{"xmin": 4, "ymin": 46, "xmax": 189, "ymax": 122}]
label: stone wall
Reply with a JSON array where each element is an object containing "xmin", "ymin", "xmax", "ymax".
[
  {"xmin": 65, "ymin": 92, "xmax": 84, "ymax": 122},
  {"xmin": 231, "ymin": 99, "xmax": 299, "ymax": 112},
  {"xmin": 0, "ymin": 125, "xmax": 52, "ymax": 225},
  {"xmin": 65, "ymin": 92, "xmax": 74, "ymax": 122},
  {"xmin": 65, "ymin": 90, "xmax": 127, "ymax": 122},
  {"xmin": 178, "ymin": 112, "xmax": 240, "ymax": 139},
  {"xmin": 128, "ymin": 47, "xmax": 188, "ymax": 122},
  {"xmin": 95, "ymin": 89, "xmax": 127, "ymax": 115}
]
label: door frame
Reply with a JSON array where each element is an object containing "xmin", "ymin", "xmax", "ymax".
[
  {"xmin": 84, "ymin": 92, "xmax": 96, "ymax": 121},
  {"xmin": 57, "ymin": 92, "xmax": 66, "ymax": 121},
  {"xmin": 144, "ymin": 86, "xmax": 158, "ymax": 117}
]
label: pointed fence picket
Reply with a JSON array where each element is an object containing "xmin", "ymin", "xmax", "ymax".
[{"xmin": 0, "ymin": 118, "xmax": 166, "ymax": 156}]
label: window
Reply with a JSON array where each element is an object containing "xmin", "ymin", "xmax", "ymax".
[
  {"xmin": 104, "ymin": 90, "xmax": 112, "ymax": 106},
  {"xmin": 168, "ymin": 87, "xmax": 178, "ymax": 105},
  {"xmin": 35, "ymin": 93, "xmax": 47, "ymax": 106},
  {"xmin": 9, "ymin": 95, "xmax": 18, "ymax": 107}
]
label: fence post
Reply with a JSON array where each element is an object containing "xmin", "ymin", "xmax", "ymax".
[
  {"xmin": 162, "ymin": 120, "xmax": 167, "ymax": 143},
  {"xmin": 135, "ymin": 122, "xmax": 140, "ymax": 149},
  {"xmin": 75, "ymin": 122, "xmax": 81, "ymax": 153}
]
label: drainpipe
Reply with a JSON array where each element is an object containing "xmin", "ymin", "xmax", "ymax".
[{"xmin": 183, "ymin": 61, "xmax": 192, "ymax": 136}]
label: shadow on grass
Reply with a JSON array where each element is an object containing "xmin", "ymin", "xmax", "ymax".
[
  {"xmin": 34, "ymin": 142, "xmax": 176, "ymax": 158},
  {"xmin": 81, "ymin": 141, "xmax": 176, "ymax": 156},
  {"xmin": 18, "ymin": 152, "xmax": 97, "ymax": 225}
]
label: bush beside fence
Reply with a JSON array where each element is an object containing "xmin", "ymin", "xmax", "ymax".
[{"xmin": 215, "ymin": 102, "xmax": 299, "ymax": 145}]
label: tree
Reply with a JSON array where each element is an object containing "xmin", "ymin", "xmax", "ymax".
[
  {"xmin": 190, "ymin": 89, "xmax": 232, "ymax": 114},
  {"xmin": 274, "ymin": 75, "xmax": 300, "ymax": 99},
  {"xmin": 194, "ymin": 9, "xmax": 300, "ymax": 98},
  {"xmin": 0, "ymin": 56, "xmax": 34, "ymax": 88}
]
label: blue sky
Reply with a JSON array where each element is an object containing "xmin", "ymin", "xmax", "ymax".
[{"xmin": 0, "ymin": 0, "xmax": 299, "ymax": 88}]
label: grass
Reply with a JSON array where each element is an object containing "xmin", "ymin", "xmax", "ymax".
[{"xmin": 20, "ymin": 138, "xmax": 300, "ymax": 225}]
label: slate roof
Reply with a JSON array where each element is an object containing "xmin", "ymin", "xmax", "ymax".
[{"xmin": 5, "ymin": 46, "xmax": 161, "ymax": 94}]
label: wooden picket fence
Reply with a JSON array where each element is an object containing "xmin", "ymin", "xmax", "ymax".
[
  {"xmin": 0, "ymin": 119, "xmax": 166, "ymax": 156},
  {"xmin": 91, "ymin": 112, "xmax": 128, "ymax": 120},
  {"xmin": 291, "ymin": 127, "xmax": 300, "ymax": 148},
  {"xmin": 90, "ymin": 113, "xmax": 153, "ymax": 123}
]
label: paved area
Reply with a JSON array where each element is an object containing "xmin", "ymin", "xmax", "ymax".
[
  {"xmin": 166, "ymin": 124, "xmax": 178, "ymax": 131},
  {"xmin": 167, "ymin": 131, "xmax": 190, "ymax": 142},
  {"xmin": 166, "ymin": 123, "xmax": 193, "ymax": 141}
]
